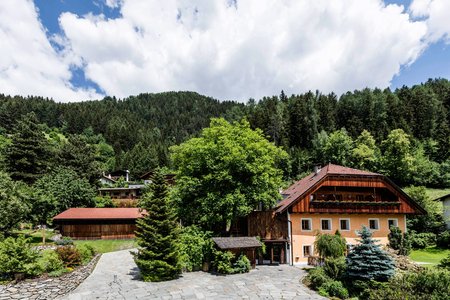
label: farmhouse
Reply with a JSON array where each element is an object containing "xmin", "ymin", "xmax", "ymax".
[
  {"xmin": 246, "ymin": 164, "xmax": 426, "ymax": 265},
  {"xmin": 53, "ymin": 208, "xmax": 145, "ymax": 240}
]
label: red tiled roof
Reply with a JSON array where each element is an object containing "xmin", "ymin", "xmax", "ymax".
[
  {"xmin": 53, "ymin": 208, "xmax": 145, "ymax": 220},
  {"xmin": 276, "ymin": 164, "xmax": 381, "ymax": 213}
]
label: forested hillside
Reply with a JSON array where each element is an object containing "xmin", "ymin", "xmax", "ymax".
[{"xmin": 0, "ymin": 79, "xmax": 449, "ymax": 187}]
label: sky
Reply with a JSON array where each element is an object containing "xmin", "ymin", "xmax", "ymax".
[{"xmin": 0, "ymin": 0, "xmax": 449, "ymax": 102}]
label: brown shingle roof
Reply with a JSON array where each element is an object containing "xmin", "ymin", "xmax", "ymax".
[
  {"xmin": 212, "ymin": 237, "xmax": 262, "ymax": 249},
  {"xmin": 276, "ymin": 164, "xmax": 381, "ymax": 214},
  {"xmin": 53, "ymin": 208, "xmax": 145, "ymax": 220}
]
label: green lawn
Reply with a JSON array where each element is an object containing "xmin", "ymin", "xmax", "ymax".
[
  {"xmin": 13, "ymin": 228, "xmax": 56, "ymax": 245},
  {"xmin": 74, "ymin": 239, "xmax": 136, "ymax": 253},
  {"xmin": 409, "ymin": 247, "xmax": 450, "ymax": 266}
]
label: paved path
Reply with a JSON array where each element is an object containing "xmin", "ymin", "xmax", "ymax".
[{"xmin": 63, "ymin": 249, "xmax": 325, "ymax": 300}]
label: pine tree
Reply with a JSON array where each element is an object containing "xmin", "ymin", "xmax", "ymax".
[
  {"xmin": 134, "ymin": 169, "xmax": 181, "ymax": 281},
  {"xmin": 346, "ymin": 226, "xmax": 395, "ymax": 282}
]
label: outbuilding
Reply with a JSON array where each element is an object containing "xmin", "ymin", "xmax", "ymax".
[{"xmin": 53, "ymin": 208, "xmax": 145, "ymax": 240}]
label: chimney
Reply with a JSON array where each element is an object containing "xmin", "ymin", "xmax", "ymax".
[{"xmin": 126, "ymin": 170, "xmax": 130, "ymax": 182}]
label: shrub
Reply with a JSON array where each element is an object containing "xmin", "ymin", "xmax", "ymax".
[
  {"xmin": 179, "ymin": 226, "xmax": 213, "ymax": 272},
  {"xmin": 318, "ymin": 280, "xmax": 349, "ymax": 299},
  {"xmin": 0, "ymin": 236, "xmax": 38, "ymax": 278},
  {"xmin": 233, "ymin": 254, "xmax": 251, "ymax": 274},
  {"xmin": 55, "ymin": 237, "xmax": 74, "ymax": 246},
  {"xmin": 94, "ymin": 196, "xmax": 115, "ymax": 208},
  {"xmin": 314, "ymin": 231, "xmax": 347, "ymax": 259},
  {"xmin": 323, "ymin": 257, "xmax": 346, "ymax": 280},
  {"xmin": 55, "ymin": 246, "xmax": 81, "ymax": 268},
  {"xmin": 410, "ymin": 232, "xmax": 437, "ymax": 249},
  {"xmin": 77, "ymin": 244, "xmax": 95, "ymax": 264},
  {"xmin": 436, "ymin": 231, "xmax": 450, "ymax": 249},
  {"xmin": 438, "ymin": 254, "xmax": 450, "ymax": 270},
  {"xmin": 388, "ymin": 226, "xmax": 411, "ymax": 255},
  {"xmin": 213, "ymin": 250, "xmax": 235, "ymax": 274},
  {"xmin": 307, "ymin": 267, "xmax": 332, "ymax": 290},
  {"xmin": 37, "ymin": 250, "xmax": 64, "ymax": 273},
  {"xmin": 48, "ymin": 268, "xmax": 69, "ymax": 277}
]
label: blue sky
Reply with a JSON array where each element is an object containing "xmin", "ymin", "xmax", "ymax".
[{"xmin": 1, "ymin": 0, "xmax": 449, "ymax": 102}]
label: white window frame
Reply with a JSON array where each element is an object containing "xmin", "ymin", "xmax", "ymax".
[
  {"xmin": 302, "ymin": 244, "xmax": 313, "ymax": 257},
  {"xmin": 320, "ymin": 218, "xmax": 332, "ymax": 231},
  {"xmin": 301, "ymin": 218, "xmax": 313, "ymax": 231},
  {"xmin": 388, "ymin": 218, "xmax": 398, "ymax": 229},
  {"xmin": 339, "ymin": 218, "xmax": 351, "ymax": 231},
  {"xmin": 368, "ymin": 218, "xmax": 380, "ymax": 231}
]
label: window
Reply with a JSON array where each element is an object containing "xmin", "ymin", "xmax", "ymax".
[
  {"xmin": 303, "ymin": 245, "xmax": 312, "ymax": 257},
  {"xmin": 369, "ymin": 219, "xmax": 379, "ymax": 230},
  {"xmin": 340, "ymin": 219, "xmax": 350, "ymax": 231},
  {"xmin": 321, "ymin": 219, "xmax": 332, "ymax": 231},
  {"xmin": 388, "ymin": 219, "xmax": 398, "ymax": 229},
  {"xmin": 301, "ymin": 219, "xmax": 312, "ymax": 231}
]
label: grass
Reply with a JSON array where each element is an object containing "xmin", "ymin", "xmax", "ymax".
[
  {"xmin": 409, "ymin": 247, "xmax": 450, "ymax": 266},
  {"xmin": 74, "ymin": 239, "xmax": 136, "ymax": 253},
  {"xmin": 425, "ymin": 188, "xmax": 450, "ymax": 200},
  {"xmin": 13, "ymin": 228, "xmax": 56, "ymax": 245}
]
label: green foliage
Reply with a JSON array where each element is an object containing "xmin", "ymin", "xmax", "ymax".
[
  {"xmin": 366, "ymin": 268, "xmax": 450, "ymax": 300},
  {"xmin": 213, "ymin": 249, "xmax": 235, "ymax": 274},
  {"xmin": 410, "ymin": 232, "xmax": 437, "ymax": 249},
  {"xmin": 37, "ymin": 250, "xmax": 64, "ymax": 273},
  {"xmin": 0, "ymin": 236, "xmax": 38, "ymax": 278},
  {"xmin": 179, "ymin": 226, "xmax": 213, "ymax": 272},
  {"xmin": 351, "ymin": 129, "xmax": 379, "ymax": 170},
  {"xmin": 55, "ymin": 237, "xmax": 74, "ymax": 246},
  {"xmin": 437, "ymin": 231, "xmax": 450, "ymax": 249},
  {"xmin": 388, "ymin": 226, "xmax": 411, "ymax": 255},
  {"xmin": 232, "ymin": 254, "xmax": 251, "ymax": 274},
  {"xmin": 77, "ymin": 244, "xmax": 96, "ymax": 264},
  {"xmin": 314, "ymin": 231, "xmax": 347, "ymax": 258},
  {"xmin": 438, "ymin": 253, "xmax": 450, "ymax": 270},
  {"xmin": 318, "ymin": 280, "xmax": 349, "ymax": 299},
  {"xmin": 0, "ymin": 172, "xmax": 31, "ymax": 233},
  {"xmin": 55, "ymin": 246, "xmax": 82, "ymax": 268},
  {"xmin": 94, "ymin": 196, "xmax": 115, "ymax": 208},
  {"xmin": 171, "ymin": 118, "xmax": 288, "ymax": 232},
  {"xmin": 307, "ymin": 267, "xmax": 331, "ymax": 290},
  {"xmin": 323, "ymin": 257, "xmax": 346, "ymax": 280},
  {"xmin": 134, "ymin": 169, "xmax": 181, "ymax": 282},
  {"xmin": 346, "ymin": 226, "xmax": 395, "ymax": 282},
  {"xmin": 320, "ymin": 128, "xmax": 353, "ymax": 166}
]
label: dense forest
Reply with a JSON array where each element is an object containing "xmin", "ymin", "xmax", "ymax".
[{"xmin": 0, "ymin": 78, "xmax": 449, "ymax": 187}]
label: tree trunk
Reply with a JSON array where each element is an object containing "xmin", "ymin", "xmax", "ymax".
[{"xmin": 42, "ymin": 225, "xmax": 46, "ymax": 244}]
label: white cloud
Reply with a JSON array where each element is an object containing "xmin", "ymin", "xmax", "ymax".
[
  {"xmin": 0, "ymin": 0, "xmax": 102, "ymax": 102},
  {"xmin": 57, "ymin": 0, "xmax": 428, "ymax": 101},
  {"xmin": 410, "ymin": 0, "xmax": 450, "ymax": 43}
]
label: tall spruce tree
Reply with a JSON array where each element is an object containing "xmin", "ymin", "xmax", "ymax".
[
  {"xmin": 346, "ymin": 226, "xmax": 395, "ymax": 282},
  {"xmin": 134, "ymin": 169, "xmax": 181, "ymax": 281}
]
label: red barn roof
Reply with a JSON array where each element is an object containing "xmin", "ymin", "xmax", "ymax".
[{"xmin": 53, "ymin": 208, "xmax": 145, "ymax": 220}]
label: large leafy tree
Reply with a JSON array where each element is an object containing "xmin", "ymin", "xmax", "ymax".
[
  {"xmin": 134, "ymin": 169, "xmax": 181, "ymax": 281},
  {"xmin": 6, "ymin": 113, "xmax": 51, "ymax": 183},
  {"xmin": 351, "ymin": 130, "xmax": 379, "ymax": 171},
  {"xmin": 171, "ymin": 118, "xmax": 288, "ymax": 233},
  {"xmin": 346, "ymin": 226, "xmax": 395, "ymax": 282},
  {"xmin": 0, "ymin": 172, "xmax": 30, "ymax": 234}
]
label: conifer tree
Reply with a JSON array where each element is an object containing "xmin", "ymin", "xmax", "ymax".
[
  {"xmin": 346, "ymin": 226, "xmax": 395, "ymax": 282},
  {"xmin": 134, "ymin": 169, "xmax": 181, "ymax": 282}
]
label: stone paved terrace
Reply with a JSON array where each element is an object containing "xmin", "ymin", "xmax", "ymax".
[{"xmin": 62, "ymin": 249, "xmax": 325, "ymax": 300}]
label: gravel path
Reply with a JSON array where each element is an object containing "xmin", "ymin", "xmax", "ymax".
[{"xmin": 62, "ymin": 249, "xmax": 325, "ymax": 300}]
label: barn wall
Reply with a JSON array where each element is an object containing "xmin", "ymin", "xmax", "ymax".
[{"xmin": 58, "ymin": 221, "xmax": 137, "ymax": 240}]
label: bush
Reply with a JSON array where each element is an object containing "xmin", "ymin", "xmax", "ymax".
[
  {"xmin": 436, "ymin": 231, "xmax": 450, "ymax": 249},
  {"xmin": 318, "ymin": 280, "xmax": 349, "ymax": 299},
  {"xmin": 55, "ymin": 237, "xmax": 74, "ymax": 246},
  {"xmin": 388, "ymin": 226, "xmax": 403, "ymax": 250},
  {"xmin": 410, "ymin": 232, "xmax": 437, "ymax": 249},
  {"xmin": 179, "ymin": 226, "xmax": 213, "ymax": 272},
  {"xmin": 314, "ymin": 231, "xmax": 347, "ymax": 258},
  {"xmin": 307, "ymin": 267, "xmax": 332, "ymax": 290},
  {"xmin": 77, "ymin": 244, "xmax": 95, "ymax": 264},
  {"xmin": 0, "ymin": 236, "xmax": 38, "ymax": 278},
  {"xmin": 37, "ymin": 250, "xmax": 64, "ymax": 273},
  {"xmin": 233, "ymin": 254, "xmax": 251, "ymax": 274},
  {"xmin": 55, "ymin": 246, "xmax": 81, "ymax": 268},
  {"xmin": 438, "ymin": 254, "xmax": 450, "ymax": 270},
  {"xmin": 213, "ymin": 250, "xmax": 235, "ymax": 274},
  {"xmin": 323, "ymin": 257, "xmax": 346, "ymax": 280}
]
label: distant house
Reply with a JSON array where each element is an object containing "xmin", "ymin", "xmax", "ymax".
[
  {"xmin": 53, "ymin": 208, "xmax": 145, "ymax": 240},
  {"xmin": 99, "ymin": 170, "xmax": 130, "ymax": 186},
  {"xmin": 436, "ymin": 193, "xmax": 450, "ymax": 230},
  {"xmin": 140, "ymin": 171, "xmax": 176, "ymax": 185},
  {"xmin": 98, "ymin": 184, "xmax": 145, "ymax": 202},
  {"xmin": 99, "ymin": 174, "xmax": 116, "ymax": 186},
  {"xmin": 244, "ymin": 164, "xmax": 425, "ymax": 265}
]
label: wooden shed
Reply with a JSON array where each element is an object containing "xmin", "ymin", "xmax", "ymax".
[
  {"xmin": 53, "ymin": 208, "xmax": 145, "ymax": 240},
  {"xmin": 212, "ymin": 237, "xmax": 262, "ymax": 268}
]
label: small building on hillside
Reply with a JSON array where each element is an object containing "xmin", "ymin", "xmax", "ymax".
[
  {"xmin": 53, "ymin": 208, "xmax": 145, "ymax": 240},
  {"xmin": 246, "ymin": 164, "xmax": 426, "ymax": 265},
  {"xmin": 436, "ymin": 193, "xmax": 450, "ymax": 230}
]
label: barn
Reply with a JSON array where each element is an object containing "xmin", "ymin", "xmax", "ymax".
[{"xmin": 53, "ymin": 208, "xmax": 145, "ymax": 240}]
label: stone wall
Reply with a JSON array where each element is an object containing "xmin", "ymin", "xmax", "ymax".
[{"xmin": 0, "ymin": 254, "xmax": 101, "ymax": 300}]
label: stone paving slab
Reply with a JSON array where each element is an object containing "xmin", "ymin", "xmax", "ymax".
[{"xmin": 62, "ymin": 249, "xmax": 325, "ymax": 300}]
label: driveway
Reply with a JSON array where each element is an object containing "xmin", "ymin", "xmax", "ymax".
[{"xmin": 63, "ymin": 249, "xmax": 325, "ymax": 300}]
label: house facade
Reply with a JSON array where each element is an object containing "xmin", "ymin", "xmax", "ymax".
[{"xmin": 247, "ymin": 164, "xmax": 425, "ymax": 265}]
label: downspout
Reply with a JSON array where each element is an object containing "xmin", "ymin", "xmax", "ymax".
[{"xmin": 287, "ymin": 210, "xmax": 293, "ymax": 266}]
